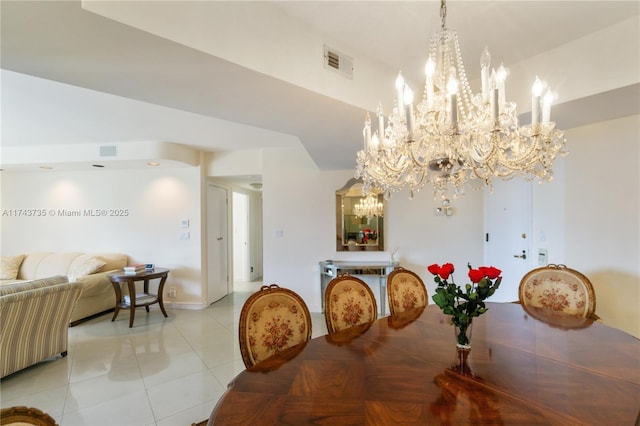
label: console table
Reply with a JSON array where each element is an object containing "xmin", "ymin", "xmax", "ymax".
[
  {"xmin": 319, "ymin": 260, "xmax": 398, "ymax": 315},
  {"xmin": 108, "ymin": 268, "xmax": 169, "ymax": 327}
]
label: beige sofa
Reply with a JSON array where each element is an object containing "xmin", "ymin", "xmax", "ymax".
[
  {"xmin": 1, "ymin": 252, "xmax": 128, "ymax": 325},
  {"xmin": 0, "ymin": 275, "xmax": 83, "ymax": 377}
]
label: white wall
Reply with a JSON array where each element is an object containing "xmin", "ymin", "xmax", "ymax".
[
  {"xmin": 0, "ymin": 166, "xmax": 203, "ymax": 305},
  {"xmin": 563, "ymin": 115, "xmax": 640, "ymax": 337},
  {"xmin": 260, "ymin": 146, "xmax": 484, "ymax": 312}
]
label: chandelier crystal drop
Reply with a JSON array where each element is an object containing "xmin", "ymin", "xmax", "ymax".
[
  {"xmin": 353, "ymin": 193, "xmax": 384, "ymax": 219},
  {"xmin": 355, "ymin": 0, "xmax": 568, "ymax": 204}
]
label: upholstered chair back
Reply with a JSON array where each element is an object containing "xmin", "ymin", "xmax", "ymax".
[
  {"xmin": 1, "ymin": 406, "xmax": 58, "ymax": 425},
  {"xmin": 324, "ymin": 274, "xmax": 377, "ymax": 333},
  {"xmin": 387, "ymin": 267, "xmax": 428, "ymax": 315},
  {"xmin": 518, "ymin": 264, "xmax": 598, "ymax": 320},
  {"xmin": 239, "ymin": 284, "xmax": 312, "ymax": 368}
]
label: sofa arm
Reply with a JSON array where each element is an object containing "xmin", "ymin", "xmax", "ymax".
[
  {"xmin": 75, "ymin": 270, "xmax": 118, "ymax": 297},
  {"xmin": 0, "ymin": 282, "xmax": 83, "ymax": 378}
]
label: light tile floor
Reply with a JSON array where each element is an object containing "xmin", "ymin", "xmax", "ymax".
[{"xmin": 0, "ymin": 281, "xmax": 327, "ymax": 425}]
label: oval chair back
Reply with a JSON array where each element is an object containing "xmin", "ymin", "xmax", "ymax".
[
  {"xmin": 387, "ymin": 266, "xmax": 428, "ymax": 315},
  {"xmin": 239, "ymin": 284, "xmax": 312, "ymax": 368},
  {"xmin": 1, "ymin": 406, "xmax": 58, "ymax": 426},
  {"xmin": 324, "ymin": 274, "xmax": 377, "ymax": 333},
  {"xmin": 518, "ymin": 264, "xmax": 598, "ymax": 320}
]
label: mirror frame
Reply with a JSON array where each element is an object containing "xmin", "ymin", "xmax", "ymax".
[{"xmin": 336, "ymin": 178, "xmax": 384, "ymax": 252}]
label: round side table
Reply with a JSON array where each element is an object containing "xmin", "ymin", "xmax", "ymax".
[{"xmin": 108, "ymin": 267, "xmax": 170, "ymax": 327}]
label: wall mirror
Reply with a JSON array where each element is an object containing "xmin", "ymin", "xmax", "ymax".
[{"xmin": 336, "ymin": 178, "xmax": 384, "ymax": 251}]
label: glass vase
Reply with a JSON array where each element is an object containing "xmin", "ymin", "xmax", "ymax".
[{"xmin": 454, "ymin": 320, "xmax": 473, "ymax": 350}]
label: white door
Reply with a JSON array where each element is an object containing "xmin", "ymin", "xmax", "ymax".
[
  {"xmin": 207, "ymin": 184, "xmax": 229, "ymax": 304},
  {"xmin": 484, "ymin": 179, "xmax": 532, "ymax": 302},
  {"xmin": 232, "ymin": 192, "xmax": 249, "ymax": 282}
]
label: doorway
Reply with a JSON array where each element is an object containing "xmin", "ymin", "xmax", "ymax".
[{"xmin": 484, "ymin": 179, "xmax": 533, "ymax": 302}]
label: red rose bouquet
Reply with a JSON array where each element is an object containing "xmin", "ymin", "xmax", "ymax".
[{"xmin": 428, "ymin": 263, "xmax": 502, "ymax": 348}]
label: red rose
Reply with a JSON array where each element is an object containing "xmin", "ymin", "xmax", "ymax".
[
  {"xmin": 439, "ymin": 263, "xmax": 455, "ymax": 280},
  {"xmin": 427, "ymin": 264, "xmax": 440, "ymax": 275},
  {"xmin": 468, "ymin": 268, "xmax": 484, "ymax": 283},
  {"xmin": 479, "ymin": 266, "xmax": 501, "ymax": 279}
]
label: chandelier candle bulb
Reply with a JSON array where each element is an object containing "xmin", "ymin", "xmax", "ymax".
[
  {"xmin": 450, "ymin": 94, "xmax": 458, "ymax": 129},
  {"xmin": 531, "ymin": 77, "xmax": 544, "ymax": 126},
  {"xmin": 376, "ymin": 103, "xmax": 385, "ymax": 140},
  {"xmin": 370, "ymin": 134, "xmax": 380, "ymax": 151},
  {"xmin": 395, "ymin": 72, "xmax": 405, "ymax": 115},
  {"xmin": 480, "ymin": 47, "xmax": 491, "ymax": 103},
  {"xmin": 425, "ymin": 57, "xmax": 436, "ymax": 108},
  {"xmin": 363, "ymin": 113, "xmax": 372, "ymax": 150},
  {"xmin": 542, "ymin": 90, "xmax": 553, "ymax": 123},
  {"xmin": 491, "ymin": 88, "xmax": 499, "ymax": 124},
  {"xmin": 404, "ymin": 86, "xmax": 415, "ymax": 139},
  {"xmin": 496, "ymin": 65, "xmax": 507, "ymax": 108}
]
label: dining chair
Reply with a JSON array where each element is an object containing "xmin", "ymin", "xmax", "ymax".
[
  {"xmin": 386, "ymin": 266, "xmax": 428, "ymax": 315},
  {"xmin": 518, "ymin": 264, "xmax": 599, "ymax": 320},
  {"xmin": 324, "ymin": 273, "xmax": 377, "ymax": 333},
  {"xmin": 238, "ymin": 284, "xmax": 312, "ymax": 368},
  {"xmin": 0, "ymin": 406, "xmax": 58, "ymax": 426}
]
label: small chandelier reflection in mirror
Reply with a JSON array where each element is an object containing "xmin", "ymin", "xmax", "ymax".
[
  {"xmin": 355, "ymin": 0, "xmax": 568, "ymax": 203},
  {"xmin": 353, "ymin": 193, "xmax": 383, "ymax": 219}
]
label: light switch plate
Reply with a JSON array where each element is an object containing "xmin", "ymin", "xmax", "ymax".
[{"xmin": 538, "ymin": 248, "xmax": 548, "ymax": 265}]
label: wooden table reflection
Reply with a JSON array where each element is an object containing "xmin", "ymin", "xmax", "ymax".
[{"xmin": 210, "ymin": 303, "xmax": 640, "ymax": 425}]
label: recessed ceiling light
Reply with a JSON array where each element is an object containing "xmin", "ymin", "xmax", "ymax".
[{"xmin": 147, "ymin": 162, "xmax": 160, "ymax": 167}]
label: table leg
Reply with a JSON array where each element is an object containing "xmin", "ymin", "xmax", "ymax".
[
  {"xmin": 111, "ymin": 280, "xmax": 122, "ymax": 322},
  {"xmin": 128, "ymin": 279, "xmax": 136, "ymax": 328},
  {"xmin": 157, "ymin": 274, "xmax": 168, "ymax": 318},
  {"xmin": 144, "ymin": 278, "xmax": 150, "ymax": 312}
]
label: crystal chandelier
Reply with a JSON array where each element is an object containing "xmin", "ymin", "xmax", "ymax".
[
  {"xmin": 355, "ymin": 0, "xmax": 568, "ymax": 204},
  {"xmin": 353, "ymin": 193, "xmax": 384, "ymax": 219}
]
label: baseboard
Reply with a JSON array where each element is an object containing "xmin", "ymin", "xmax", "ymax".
[{"xmin": 69, "ymin": 308, "xmax": 114, "ymax": 327}]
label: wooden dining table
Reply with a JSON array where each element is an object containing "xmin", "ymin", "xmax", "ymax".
[{"xmin": 209, "ymin": 302, "xmax": 640, "ymax": 425}]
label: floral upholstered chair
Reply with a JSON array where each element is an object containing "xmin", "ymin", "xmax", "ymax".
[
  {"xmin": 239, "ymin": 284, "xmax": 312, "ymax": 368},
  {"xmin": 1, "ymin": 406, "xmax": 58, "ymax": 426},
  {"xmin": 324, "ymin": 273, "xmax": 377, "ymax": 333},
  {"xmin": 518, "ymin": 264, "xmax": 599, "ymax": 321},
  {"xmin": 387, "ymin": 266, "xmax": 428, "ymax": 315}
]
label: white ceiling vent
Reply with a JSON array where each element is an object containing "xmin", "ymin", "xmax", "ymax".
[{"xmin": 324, "ymin": 45, "xmax": 353, "ymax": 79}]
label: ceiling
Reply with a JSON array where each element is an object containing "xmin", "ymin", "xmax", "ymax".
[{"xmin": 1, "ymin": 1, "xmax": 638, "ymax": 173}]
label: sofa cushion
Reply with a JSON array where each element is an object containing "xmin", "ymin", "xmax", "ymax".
[
  {"xmin": 17, "ymin": 252, "xmax": 57, "ymax": 281},
  {"xmin": 68, "ymin": 255, "xmax": 106, "ymax": 281},
  {"xmin": 33, "ymin": 253, "xmax": 83, "ymax": 279},
  {"xmin": 0, "ymin": 255, "xmax": 25, "ymax": 280},
  {"xmin": 0, "ymin": 275, "xmax": 69, "ymax": 297}
]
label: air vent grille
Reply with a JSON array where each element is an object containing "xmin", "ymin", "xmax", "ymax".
[
  {"xmin": 327, "ymin": 50, "xmax": 340, "ymax": 70},
  {"xmin": 99, "ymin": 145, "xmax": 117, "ymax": 157},
  {"xmin": 324, "ymin": 45, "xmax": 353, "ymax": 79}
]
